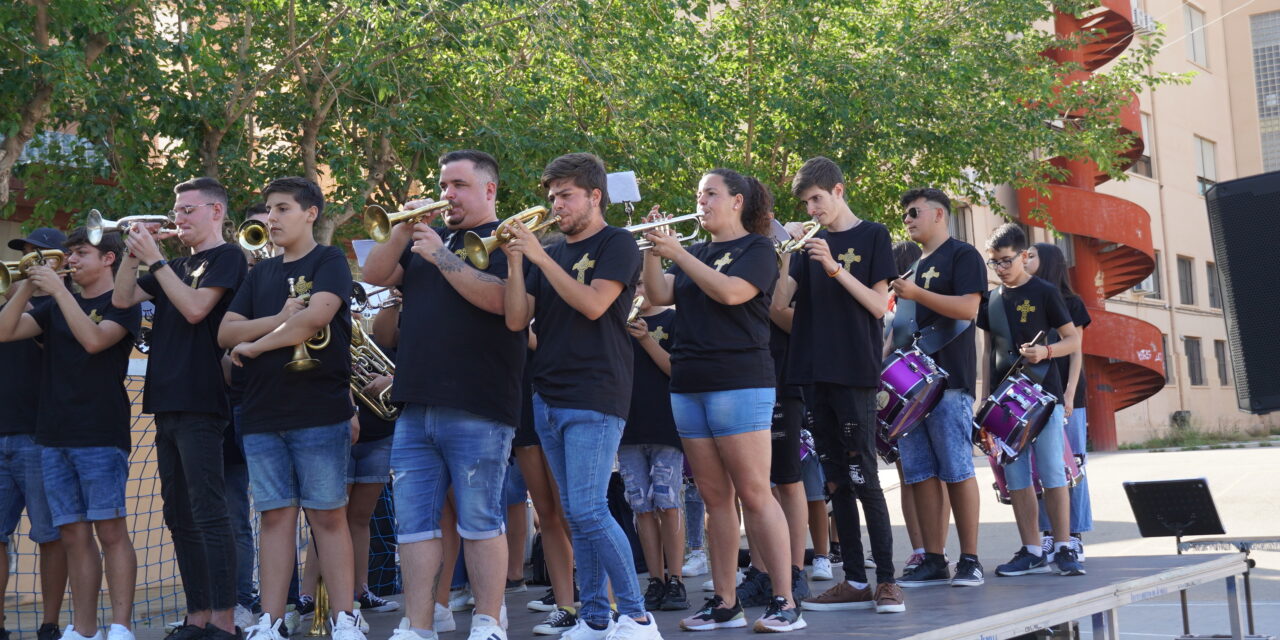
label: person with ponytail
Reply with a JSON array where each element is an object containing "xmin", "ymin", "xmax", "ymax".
[
  {"xmin": 1025, "ymin": 242, "xmax": 1093, "ymax": 561},
  {"xmin": 641, "ymin": 169, "xmax": 804, "ymax": 633}
]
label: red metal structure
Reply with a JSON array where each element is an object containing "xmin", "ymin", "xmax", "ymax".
[{"xmin": 1016, "ymin": 0, "xmax": 1165, "ymax": 450}]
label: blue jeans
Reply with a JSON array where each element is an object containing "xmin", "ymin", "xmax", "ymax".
[
  {"xmin": 800, "ymin": 454, "xmax": 826, "ymax": 502},
  {"xmin": 532, "ymin": 394, "xmax": 645, "ymax": 626},
  {"xmin": 41, "ymin": 446, "xmax": 129, "ymax": 526},
  {"xmin": 671, "ymin": 388, "xmax": 775, "ymax": 439},
  {"xmin": 1039, "ymin": 407, "xmax": 1092, "ymax": 533},
  {"xmin": 1005, "ymin": 405, "xmax": 1067, "ymax": 492},
  {"xmin": 684, "ymin": 479, "xmax": 705, "ymax": 550},
  {"xmin": 391, "ymin": 404, "xmax": 514, "ymax": 542},
  {"xmin": 244, "ymin": 422, "xmax": 351, "ymax": 512},
  {"xmin": 0, "ymin": 434, "xmax": 59, "ymax": 543},
  {"xmin": 617, "ymin": 444, "xmax": 684, "ymax": 513},
  {"xmin": 504, "ymin": 460, "xmax": 528, "ymax": 507},
  {"xmin": 899, "ymin": 390, "xmax": 977, "ymax": 484},
  {"xmin": 224, "ymin": 460, "xmax": 256, "ymax": 607},
  {"xmin": 348, "ymin": 436, "xmax": 393, "ymax": 485}
]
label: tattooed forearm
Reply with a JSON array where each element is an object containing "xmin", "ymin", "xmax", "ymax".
[
  {"xmin": 433, "ymin": 247, "xmax": 465, "ymax": 273},
  {"xmin": 472, "ymin": 270, "xmax": 505, "ymax": 285}
]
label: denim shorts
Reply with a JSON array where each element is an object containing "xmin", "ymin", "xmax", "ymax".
[
  {"xmin": 504, "ymin": 460, "xmax": 528, "ymax": 507},
  {"xmin": 0, "ymin": 435, "xmax": 59, "ymax": 542},
  {"xmin": 800, "ymin": 453, "xmax": 826, "ymax": 502},
  {"xmin": 1005, "ymin": 404, "xmax": 1068, "ymax": 492},
  {"xmin": 617, "ymin": 444, "xmax": 684, "ymax": 513},
  {"xmin": 391, "ymin": 403, "xmax": 514, "ymax": 543},
  {"xmin": 41, "ymin": 445, "xmax": 129, "ymax": 527},
  {"xmin": 671, "ymin": 387, "xmax": 775, "ymax": 440},
  {"xmin": 244, "ymin": 421, "xmax": 351, "ymax": 512},
  {"xmin": 899, "ymin": 390, "xmax": 977, "ymax": 484},
  {"xmin": 348, "ymin": 436, "xmax": 392, "ymax": 485}
]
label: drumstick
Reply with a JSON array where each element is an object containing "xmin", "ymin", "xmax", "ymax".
[{"xmin": 890, "ymin": 269, "xmax": 914, "ymax": 282}]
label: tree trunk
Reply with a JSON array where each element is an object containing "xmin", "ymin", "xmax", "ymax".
[{"xmin": 0, "ymin": 82, "xmax": 54, "ymax": 206}]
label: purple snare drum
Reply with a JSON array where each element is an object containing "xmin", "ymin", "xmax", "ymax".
[
  {"xmin": 974, "ymin": 373, "xmax": 1054, "ymax": 461},
  {"xmin": 877, "ymin": 348, "xmax": 948, "ymax": 440},
  {"xmin": 988, "ymin": 428, "xmax": 1083, "ymax": 505},
  {"xmin": 875, "ymin": 430, "xmax": 900, "ymax": 464}
]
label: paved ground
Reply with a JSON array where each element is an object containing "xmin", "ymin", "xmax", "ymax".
[{"xmin": 140, "ymin": 446, "xmax": 1280, "ymax": 639}]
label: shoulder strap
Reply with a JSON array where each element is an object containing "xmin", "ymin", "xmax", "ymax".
[
  {"xmin": 889, "ymin": 259, "xmax": 922, "ymax": 352},
  {"xmin": 891, "ymin": 258, "xmax": 971, "ymax": 354}
]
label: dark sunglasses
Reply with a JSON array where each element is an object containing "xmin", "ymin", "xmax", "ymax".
[{"xmin": 903, "ymin": 206, "xmax": 936, "ymax": 221}]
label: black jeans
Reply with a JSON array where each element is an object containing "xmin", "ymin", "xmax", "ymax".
[
  {"xmin": 156, "ymin": 411, "xmax": 237, "ymax": 612},
  {"xmin": 811, "ymin": 384, "xmax": 895, "ymax": 584}
]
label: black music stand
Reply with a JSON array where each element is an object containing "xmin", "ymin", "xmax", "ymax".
[{"xmin": 1123, "ymin": 479, "xmax": 1226, "ymax": 637}]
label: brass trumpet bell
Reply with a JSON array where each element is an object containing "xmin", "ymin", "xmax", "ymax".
[
  {"xmin": 237, "ymin": 219, "xmax": 270, "ymax": 257},
  {"xmin": 86, "ymin": 209, "xmax": 177, "ymax": 246},
  {"xmin": 364, "ymin": 200, "xmax": 453, "ymax": 243},
  {"xmin": 463, "ymin": 206, "xmax": 559, "ymax": 270},
  {"xmin": 624, "ymin": 212, "xmax": 705, "ymax": 250},
  {"xmin": 776, "ymin": 220, "xmax": 821, "ymax": 267},
  {"xmin": 0, "ymin": 250, "xmax": 73, "ymax": 295},
  {"xmin": 283, "ymin": 276, "xmax": 332, "ymax": 373}
]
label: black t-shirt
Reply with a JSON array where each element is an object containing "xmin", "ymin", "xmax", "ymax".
[
  {"xmin": 977, "ymin": 276, "xmax": 1073, "ymax": 401},
  {"xmin": 667, "ymin": 234, "xmax": 778, "ymax": 393},
  {"xmin": 623, "ymin": 308, "xmax": 680, "ymax": 449},
  {"xmin": 391, "ymin": 222, "xmax": 525, "ymax": 427},
  {"xmin": 227, "ymin": 244, "xmax": 353, "ymax": 434},
  {"xmin": 138, "ymin": 242, "xmax": 247, "ymax": 418},
  {"xmin": 910, "ymin": 237, "xmax": 986, "ymax": 396},
  {"xmin": 786, "ymin": 221, "xmax": 896, "ymax": 387},
  {"xmin": 0, "ymin": 298, "xmax": 50, "ymax": 435},
  {"xmin": 770, "ymin": 322, "xmax": 803, "ymax": 400},
  {"xmin": 1056, "ymin": 295, "xmax": 1092, "ymax": 408},
  {"xmin": 525, "ymin": 225, "xmax": 640, "ymax": 419},
  {"xmin": 30, "ymin": 290, "xmax": 141, "ymax": 450},
  {"xmin": 357, "ymin": 341, "xmax": 397, "ymax": 443}
]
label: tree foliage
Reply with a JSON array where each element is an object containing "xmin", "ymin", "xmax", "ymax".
[{"xmin": 1, "ymin": 0, "xmax": 1182, "ymax": 247}]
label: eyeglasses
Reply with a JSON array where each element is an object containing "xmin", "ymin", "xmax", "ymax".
[
  {"xmin": 168, "ymin": 202, "xmax": 217, "ymax": 217},
  {"xmin": 985, "ymin": 256, "xmax": 1019, "ymax": 270},
  {"xmin": 903, "ymin": 206, "xmax": 936, "ymax": 221}
]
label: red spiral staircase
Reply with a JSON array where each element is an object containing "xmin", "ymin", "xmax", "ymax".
[{"xmin": 1015, "ymin": 0, "xmax": 1165, "ymax": 450}]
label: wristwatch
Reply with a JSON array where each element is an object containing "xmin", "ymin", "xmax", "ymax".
[{"xmin": 148, "ymin": 259, "xmax": 169, "ymax": 274}]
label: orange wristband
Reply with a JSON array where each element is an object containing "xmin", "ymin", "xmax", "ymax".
[
  {"xmin": 1046, "ymin": 344, "xmax": 1053, "ymax": 359},
  {"xmin": 826, "ymin": 265, "xmax": 841, "ymax": 278}
]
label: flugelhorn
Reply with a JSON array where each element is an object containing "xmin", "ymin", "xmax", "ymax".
[
  {"xmin": 1, "ymin": 249, "xmax": 74, "ymax": 295},
  {"xmin": 364, "ymin": 200, "xmax": 453, "ymax": 243},
  {"xmin": 237, "ymin": 219, "xmax": 272, "ymax": 261},
  {"xmin": 626, "ymin": 295, "xmax": 645, "ymax": 325},
  {"xmin": 86, "ymin": 209, "xmax": 178, "ymax": 246},
  {"xmin": 625, "ymin": 212, "xmax": 704, "ymax": 251},
  {"xmin": 463, "ymin": 206, "xmax": 561, "ymax": 270},
  {"xmin": 283, "ymin": 277, "xmax": 332, "ymax": 373},
  {"xmin": 776, "ymin": 221, "xmax": 821, "ymax": 258}
]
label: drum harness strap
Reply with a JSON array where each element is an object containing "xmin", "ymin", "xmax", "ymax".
[
  {"xmin": 888, "ymin": 259, "xmax": 973, "ymax": 356},
  {"xmin": 987, "ymin": 287, "xmax": 1052, "ymax": 389}
]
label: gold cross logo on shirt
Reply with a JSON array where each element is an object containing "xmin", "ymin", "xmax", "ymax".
[
  {"xmin": 89, "ymin": 309, "xmax": 103, "ymax": 324},
  {"xmin": 837, "ymin": 248, "xmax": 861, "ymax": 270},
  {"xmin": 190, "ymin": 262, "xmax": 207, "ymax": 288},
  {"xmin": 650, "ymin": 326, "xmax": 668, "ymax": 343},
  {"xmin": 921, "ymin": 266, "xmax": 941, "ymax": 289},
  {"xmin": 294, "ymin": 276, "xmax": 313, "ymax": 296},
  {"xmin": 713, "ymin": 252, "xmax": 734, "ymax": 272},
  {"xmin": 1017, "ymin": 299, "xmax": 1036, "ymax": 323},
  {"xmin": 572, "ymin": 254, "xmax": 595, "ymax": 283}
]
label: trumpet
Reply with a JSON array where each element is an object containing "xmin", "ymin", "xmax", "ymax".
[
  {"xmin": 86, "ymin": 209, "xmax": 178, "ymax": 246},
  {"xmin": 351, "ymin": 284, "xmax": 399, "ymax": 312},
  {"xmin": 283, "ymin": 277, "xmax": 332, "ymax": 373},
  {"xmin": 625, "ymin": 212, "xmax": 704, "ymax": 251},
  {"xmin": 776, "ymin": 221, "xmax": 821, "ymax": 258},
  {"xmin": 626, "ymin": 295, "xmax": 645, "ymax": 325},
  {"xmin": 463, "ymin": 206, "xmax": 561, "ymax": 270},
  {"xmin": 237, "ymin": 219, "xmax": 273, "ymax": 261},
  {"xmin": 350, "ymin": 318, "xmax": 399, "ymax": 421},
  {"xmin": 364, "ymin": 200, "xmax": 453, "ymax": 243},
  {"xmin": 1, "ymin": 249, "xmax": 75, "ymax": 295}
]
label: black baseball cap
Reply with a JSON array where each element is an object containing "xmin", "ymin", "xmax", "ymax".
[{"xmin": 8, "ymin": 227, "xmax": 67, "ymax": 252}]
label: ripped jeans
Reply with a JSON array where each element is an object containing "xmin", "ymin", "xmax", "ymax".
[
  {"xmin": 811, "ymin": 383, "xmax": 895, "ymax": 584},
  {"xmin": 617, "ymin": 444, "xmax": 684, "ymax": 514}
]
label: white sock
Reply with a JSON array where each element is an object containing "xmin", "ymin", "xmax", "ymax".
[
  {"xmin": 845, "ymin": 580, "xmax": 869, "ymax": 590},
  {"xmin": 1055, "ymin": 541, "xmax": 1071, "ymax": 553},
  {"xmin": 410, "ymin": 628, "xmax": 436, "ymax": 639},
  {"xmin": 1025, "ymin": 544, "xmax": 1043, "ymax": 557},
  {"xmin": 913, "ymin": 547, "xmax": 925, "ymax": 555}
]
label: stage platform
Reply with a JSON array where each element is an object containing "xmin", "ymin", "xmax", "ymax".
[{"xmin": 135, "ymin": 553, "xmax": 1250, "ymax": 640}]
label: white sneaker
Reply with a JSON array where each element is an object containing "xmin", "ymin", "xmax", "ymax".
[
  {"xmin": 448, "ymin": 589, "xmax": 473, "ymax": 612},
  {"xmin": 283, "ymin": 606, "xmax": 301, "ymax": 637},
  {"xmin": 499, "ymin": 604, "xmax": 508, "ymax": 631},
  {"xmin": 389, "ymin": 618, "xmax": 438, "ymax": 640},
  {"xmin": 434, "ymin": 603, "xmax": 456, "ymax": 633},
  {"xmin": 1071, "ymin": 536, "xmax": 1086, "ymax": 561},
  {"xmin": 245, "ymin": 614, "xmax": 286, "ymax": 640},
  {"xmin": 701, "ymin": 569, "xmax": 744, "ymax": 592},
  {"xmin": 234, "ymin": 604, "xmax": 256, "ymax": 630},
  {"xmin": 354, "ymin": 606, "xmax": 371, "ymax": 633},
  {"xmin": 466, "ymin": 614, "xmax": 506, "ymax": 640},
  {"xmin": 681, "ymin": 550, "xmax": 709, "ymax": 577},
  {"xmin": 559, "ymin": 619, "xmax": 613, "ymax": 640},
  {"xmin": 61, "ymin": 628, "xmax": 104, "ymax": 640},
  {"xmin": 810, "ymin": 555, "xmax": 834, "ymax": 581},
  {"xmin": 606, "ymin": 613, "xmax": 662, "ymax": 640},
  {"xmin": 331, "ymin": 611, "xmax": 369, "ymax": 640}
]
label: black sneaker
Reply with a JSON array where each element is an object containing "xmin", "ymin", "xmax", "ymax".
[
  {"xmin": 752, "ymin": 596, "xmax": 807, "ymax": 633},
  {"xmin": 644, "ymin": 576, "xmax": 666, "ymax": 610},
  {"xmin": 1053, "ymin": 547, "xmax": 1086, "ymax": 576},
  {"xmin": 828, "ymin": 542, "xmax": 844, "ymax": 568},
  {"xmin": 951, "ymin": 555, "xmax": 985, "ymax": 587},
  {"xmin": 204, "ymin": 624, "xmax": 244, "ymax": 640},
  {"xmin": 295, "ymin": 594, "xmax": 315, "ymax": 618},
  {"xmin": 527, "ymin": 588, "xmax": 556, "ymax": 612},
  {"xmin": 790, "ymin": 565, "xmax": 810, "ymax": 603},
  {"xmin": 37, "ymin": 623, "xmax": 61, "ymax": 640},
  {"xmin": 736, "ymin": 567, "xmax": 773, "ymax": 608},
  {"xmin": 899, "ymin": 554, "xmax": 951, "ymax": 587},
  {"xmin": 357, "ymin": 589, "xmax": 400, "ymax": 613},
  {"xmin": 532, "ymin": 607, "xmax": 577, "ymax": 635},
  {"xmin": 679, "ymin": 595, "xmax": 747, "ymax": 631},
  {"xmin": 661, "ymin": 576, "xmax": 690, "ymax": 611}
]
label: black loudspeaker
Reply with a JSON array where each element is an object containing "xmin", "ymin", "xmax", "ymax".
[{"xmin": 1205, "ymin": 172, "xmax": 1280, "ymax": 414}]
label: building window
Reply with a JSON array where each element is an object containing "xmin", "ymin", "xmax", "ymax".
[
  {"xmin": 1185, "ymin": 336, "xmax": 1206, "ymax": 386},
  {"xmin": 1162, "ymin": 334, "xmax": 1174, "ymax": 384},
  {"xmin": 1214, "ymin": 339, "xmax": 1230, "ymax": 386},
  {"xmin": 1195, "ymin": 136, "xmax": 1217, "ymax": 194},
  {"xmin": 1206, "ymin": 261, "xmax": 1222, "ymax": 308},
  {"xmin": 1053, "ymin": 233, "xmax": 1076, "ymax": 267},
  {"xmin": 1131, "ymin": 113, "xmax": 1154, "ymax": 177},
  {"xmin": 1177, "ymin": 255, "xmax": 1195, "ymax": 305},
  {"xmin": 1135, "ymin": 249, "xmax": 1163, "ymax": 299},
  {"xmin": 1186, "ymin": 3, "xmax": 1209, "ymax": 67},
  {"xmin": 1252, "ymin": 11, "xmax": 1280, "ymax": 171},
  {"xmin": 948, "ymin": 205, "xmax": 972, "ymax": 245}
]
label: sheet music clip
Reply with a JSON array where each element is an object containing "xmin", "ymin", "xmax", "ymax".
[{"xmin": 607, "ymin": 171, "xmax": 642, "ymax": 224}]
